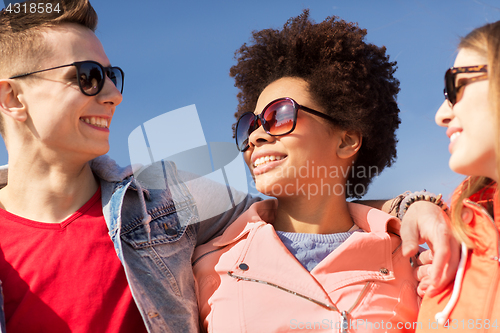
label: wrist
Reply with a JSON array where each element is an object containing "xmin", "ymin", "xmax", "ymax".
[
  {"xmin": 397, "ymin": 190, "xmax": 449, "ymax": 220},
  {"xmin": 388, "ymin": 191, "xmax": 411, "ymax": 217}
]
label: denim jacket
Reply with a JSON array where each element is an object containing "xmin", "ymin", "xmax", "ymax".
[{"xmin": 0, "ymin": 156, "xmax": 256, "ymax": 333}]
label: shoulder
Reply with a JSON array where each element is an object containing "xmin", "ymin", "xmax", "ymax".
[
  {"xmin": 193, "ymin": 200, "xmax": 277, "ymax": 262},
  {"xmin": 94, "ymin": 157, "xmax": 183, "ymax": 201},
  {"xmin": 91, "ymin": 155, "xmax": 176, "ymax": 186},
  {"xmin": 98, "ymin": 158, "xmax": 194, "ymax": 221},
  {"xmin": 347, "ymin": 202, "xmax": 402, "ymax": 235}
]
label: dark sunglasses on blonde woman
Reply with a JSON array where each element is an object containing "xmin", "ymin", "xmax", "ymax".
[{"xmin": 444, "ymin": 64, "xmax": 487, "ymax": 106}]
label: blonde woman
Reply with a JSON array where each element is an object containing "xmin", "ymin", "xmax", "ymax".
[{"xmin": 416, "ymin": 20, "xmax": 500, "ymax": 330}]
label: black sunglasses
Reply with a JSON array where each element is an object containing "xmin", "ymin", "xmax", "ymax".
[
  {"xmin": 235, "ymin": 97, "xmax": 336, "ymax": 152},
  {"xmin": 444, "ymin": 65, "xmax": 488, "ymax": 106},
  {"xmin": 9, "ymin": 60, "xmax": 124, "ymax": 96}
]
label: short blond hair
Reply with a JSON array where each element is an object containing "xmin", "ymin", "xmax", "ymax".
[{"xmin": 0, "ymin": 0, "xmax": 98, "ymax": 133}]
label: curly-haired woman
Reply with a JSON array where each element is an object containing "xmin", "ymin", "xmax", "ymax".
[{"xmin": 192, "ymin": 11, "xmax": 419, "ymax": 332}]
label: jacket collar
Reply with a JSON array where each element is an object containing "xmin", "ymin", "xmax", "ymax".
[
  {"xmin": 214, "ymin": 199, "xmax": 401, "ymax": 247},
  {"xmin": 452, "ymin": 177, "xmax": 497, "ymax": 209},
  {"xmin": 452, "ymin": 179, "xmax": 500, "ymax": 253},
  {"xmin": 213, "ymin": 199, "xmax": 277, "ymax": 246},
  {"xmin": 90, "ymin": 155, "xmax": 135, "ymax": 182}
]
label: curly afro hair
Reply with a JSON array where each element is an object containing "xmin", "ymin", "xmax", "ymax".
[{"xmin": 230, "ymin": 10, "xmax": 400, "ymax": 198}]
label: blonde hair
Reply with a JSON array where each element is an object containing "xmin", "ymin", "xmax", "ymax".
[{"xmin": 451, "ymin": 21, "xmax": 500, "ymax": 248}]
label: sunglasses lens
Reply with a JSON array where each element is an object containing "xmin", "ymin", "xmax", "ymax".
[
  {"xmin": 77, "ymin": 62, "xmax": 124, "ymax": 96},
  {"xmin": 107, "ymin": 67, "xmax": 124, "ymax": 93},
  {"xmin": 235, "ymin": 99, "xmax": 297, "ymax": 152},
  {"xmin": 236, "ymin": 113, "xmax": 256, "ymax": 151},
  {"xmin": 263, "ymin": 99, "xmax": 295, "ymax": 135},
  {"xmin": 78, "ymin": 62, "xmax": 104, "ymax": 96},
  {"xmin": 444, "ymin": 69, "xmax": 456, "ymax": 105}
]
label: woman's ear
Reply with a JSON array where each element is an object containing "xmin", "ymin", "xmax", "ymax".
[
  {"xmin": 0, "ymin": 80, "xmax": 28, "ymax": 122},
  {"xmin": 337, "ymin": 130, "xmax": 362, "ymax": 159}
]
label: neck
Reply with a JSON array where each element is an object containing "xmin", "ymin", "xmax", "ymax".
[
  {"xmin": 273, "ymin": 191, "xmax": 353, "ymax": 234},
  {"xmin": 0, "ymin": 153, "xmax": 99, "ymax": 223}
]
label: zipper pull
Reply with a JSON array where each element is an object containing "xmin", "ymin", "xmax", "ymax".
[{"xmin": 341, "ymin": 310, "xmax": 348, "ymax": 333}]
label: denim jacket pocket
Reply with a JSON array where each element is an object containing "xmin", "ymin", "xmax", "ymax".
[
  {"xmin": 119, "ymin": 200, "xmax": 199, "ymax": 303},
  {"xmin": 120, "ymin": 200, "xmax": 198, "ymax": 249}
]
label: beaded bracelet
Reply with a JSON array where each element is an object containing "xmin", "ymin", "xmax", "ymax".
[
  {"xmin": 397, "ymin": 190, "xmax": 449, "ymax": 220},
  {"xmin": 388, "ymin": 191, "xmax": 411, "ymax": 217}
]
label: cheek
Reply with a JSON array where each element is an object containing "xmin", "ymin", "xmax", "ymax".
[
  {"xmin": 450, "ymin": 126, "xmax": 496, "ymax": 176},
  {"xmin": 28, "ymin": 108, "xmax": 63, "ymax": 133},
  {"xmin": 243, "ymin": 151, "xmax": 253, "ymax": 170}
]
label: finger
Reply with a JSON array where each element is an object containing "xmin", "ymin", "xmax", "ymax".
[
  {"xmin": 427, "ymin": 241, "xmax": 451, "ymax": 289},
  {"xmin": 417, "ymin": 282, "xmax": 429, "ymax": 298},
  {"xmin": 417, "ymin": 275, "xmax": 432, "ymax": 298},
  {"xmin": 427, "ymin": 209, "xmax": 470, "ymax": 296},
  {"xmin": 422, "ymin": 214, "xmax": 452, "ymax": 283},
  {"xmin": 414, "ymin": 264, "xmax": 431, "ymax": 282},
  {"xmin": 427, "ymin": 237, "xmax": 460, "ymax": 296},
  {"xmin": 400, "ymin": 214, "xmax": 420, "ymax": 257},
  {"xmin": 424, "ymin": 285, "xmax": 434, "ymax": 298},
  {"xmin": 415, "ymin": 249, "xmax": 433, "ymax": 266},
  {"xmin": 401, "ymin": 202, "xmax": 450, "ymax": 258}
]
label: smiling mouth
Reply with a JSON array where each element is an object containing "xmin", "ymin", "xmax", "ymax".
[
  {"xmin": 80, "ymin": 117, "xmax": 109, "ymax": 129},
  {"xmin": 450, "ymin": 131, "xmax": 461, "ymax": 143},
  {"xmin": 253, "ymin": 155, "xmax": 287, "ymax": 168}
]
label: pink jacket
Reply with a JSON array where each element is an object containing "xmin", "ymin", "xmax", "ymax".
[{"xmin": 193, "ymin": 200, "xmax": 420, "ymax": 332}]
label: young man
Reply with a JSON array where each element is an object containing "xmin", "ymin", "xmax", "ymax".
[{"xmin": 0, "ymin": 1, "xmax": 254, "ymax": 332}]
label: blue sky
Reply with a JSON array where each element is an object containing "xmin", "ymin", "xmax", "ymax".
[{"xmin": 1, "ymin": 0, "xmax": 499, "ymax": 201}]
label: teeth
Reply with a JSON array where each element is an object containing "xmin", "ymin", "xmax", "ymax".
[
  {"xmin": 450, "ymin": 132, "xmax": 461, "ymax": 143},
  {"xmin": 253, "ymin": 155, "xmax": 285, "ymax": 168},
  {"xmin": 80, "ymin": 117, "xmax": 110, "ymax": 129}
]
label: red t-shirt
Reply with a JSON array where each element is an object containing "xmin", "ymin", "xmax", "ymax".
[{"xmin": 0, "ymin": 188, "xmax": 148, "ymax": 333}]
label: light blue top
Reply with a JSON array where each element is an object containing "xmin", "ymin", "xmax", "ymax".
[{"xmin": 276, "ymin": 225, "xmax": 362, "ymax": 271}]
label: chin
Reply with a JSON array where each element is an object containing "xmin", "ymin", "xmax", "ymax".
[
  {"xmin": 449, "ymin": 155, "xmax": 496, "ymax": 180},
  {"xmin": 254, "ymin": 182, "xmax": 277, "ymax": 197},
  {"xmin": 84, "ymin": 145, "xmax": 110, "ymax": 161},
  {"xmin": 255, "ymin": 181, "xmax": 295, "ymax": 199},
  {"xmin": 450, "ymin": 165, "xmax": 491, "ymax": 180}
]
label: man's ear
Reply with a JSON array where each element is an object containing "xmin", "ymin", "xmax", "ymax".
[
  {"xmin": 0, "ymin": 80, "xmax": 28, "ymax": 122},
  {"xmin": 337, "ymin": 130, "xmax": 362, "ymax": 159}
]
